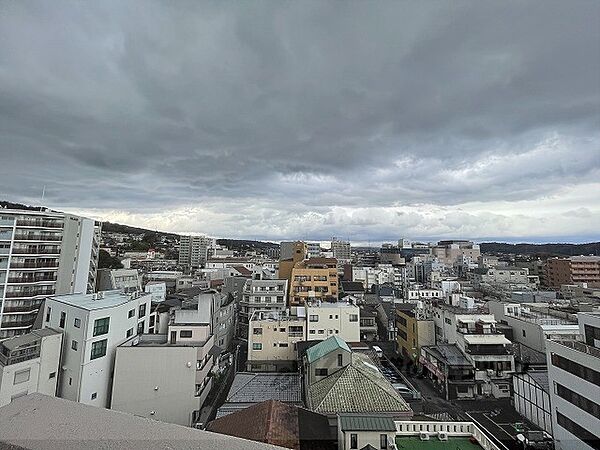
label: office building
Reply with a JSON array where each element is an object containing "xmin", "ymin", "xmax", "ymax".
[
  {"xmin": 43, "ymin": 290, "xmax": 152, "ymax": 407},
  {"xmin": 0, "ymin": 328, "xmax": 62, "ymax": 407},
  {"xmin": 0, "ymin": 209, "xmax": 101, "ymax": 338}
]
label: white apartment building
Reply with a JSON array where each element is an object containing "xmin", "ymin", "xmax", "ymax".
[
  {"xmin": 239, "ymin": 279, "xmax": 288, "ymax": 323},
  {"xmin": 306, "ymin": 301, "xmax": 360, "ymax": 343},
  {"xmin": 331, "ymin": 238, "xmax": 351, "ymax": 263},
  {"xmin": 43, "ymin": 290, "xmax": 152, "ymax": 408},
  {"xmin": 352, "ymin": 264, "xmax": 403, "ymax": 289},
  {"xmin": 547, "ymin": 312, "xmax": 600, "ymax": 450},
  {"xmin": 0, "ymin": 328, "xmax": 62, "ymax": 407},
  {"xmin": 469, "ymin": 267, "xmax": 539, "ymax": 290},
  {"xmin": 96, "ymin": 268, "xmax": 141, "ymax": 293},
  {"xmin": 111, "ymin": 324, "xmax": 216, "ymax": 426},
  {"xmin": 178, "ymin": 235, "xmax": 216, "ymax": 268},
  {"xmin": 406, "ymin": 288, "xmax": 443, "ymax": 301},
  {"xmin": 0, "ymin": 209, "xmax": 101, "ymax": 338},
  {"xmin": 488, "ymin": 301, "xmax": 580, "ymax": 353},
  {"xmin": 144, "ymin": 281, "xmax": 166, "ymax": 303}
]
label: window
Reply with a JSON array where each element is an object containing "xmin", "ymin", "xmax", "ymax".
[
  {"xmin": 349, "ymin": 314, "xmax": 358, "ymax": 322},
  {"xmin": 522, "ymin": 329, "xmax": 526, "ymax": 337},
  {"xmin": 318, "ymin": 330, "xmax": 324, "ymax": 334},
  {"xmin": 253, "ymin": 327, "xmax": 263, "ymax": 335},
  {"xmin": 338, "ymin": 354, "xmax": 343, "ymax": 366},
  {"xmin": 93, "ymin": 317, "xmax": 110, "ymax": 336},
  {"xmin": 45, "ymin": 306, "xmax": 51, "ymax": 322},
  {"xmin": 137, "ymin": 320, "xmax": 144, "ymax": 335},
  {"xmin": 551, "ymin": 353, "xmax": 600, "ymax": 386},
  {"xmin": 149, "ymin": 316, "xmax": 155, "ymax": 327},
  {"xmin": 329, "ymin": 315, "xmax": 333, "ymax": 319},
  {"xmin": 139, "ymin": 304, "xmax": 146, "ymax": 318},
  {"xmin": 71, "ymin": 340, "xmax": 78, "ymax": 351},
  {"xmin": 126, "ymin": 328, "xmax": 134, "ymax": 338},
  {"xmin": 279, "ymin": 328, "xmax": 286, "ymax": 332},
  {"xmin": 128, "ymin": 309, "xmax": 135, "ymax": 318},
  {"xmin": 180, "ymin": 330, "xmax": 193, "ymax": 338},
  {"xmin": 74, "ymin": 318, "xmax": 81, "ymax": 328},
  {"xmin": 556, "ymin": 411, "xmax": 600, "ymax": 448},
  {"xmin": 49, "ymin": 372, "xmax": 56, "ymax": 379},
  {"xmin": 350, "ymin": 433, "xmax": 358, "ymax": 449},
  {"xmin": 69, "ymin": 377, "xmax": 72, "ymax": 386},
  {"xmin": 90, "ymin": 339, "xmax": 108, "ymax": 360},
  {"xmin": 309, "ymin": 330, "xmax": 316, "ymax": 334},
  {"xmin": 444, "ymin": 318, "xmax": 452, "ymax": 325},
  {"xmin": 279, "ymin": 343, "xmax": 288, "ymax": 348},
  {"xmin": 315, "ymin": 368, "xmax": 328, "ymax": 376},
  {"xmin": 309, "ymin": 315, "xmax": 319, "ymax": 322},
  {"xmin": 13, "ymin": 369, "xmax": 30, "ymax": 385},
  {"xmin": 252, "ymin": 343, "xmax": 262, "ymax": 351},
  {"xmin": 380, "ymin": 434, "xmax": 387, "ymax": 449},
  {"xmin": 59, "ymin": 311, "xmax": 66, "ymax": 328},
  {"xmin": 91, "ymin": 392, "xmax": 97, "ymax": 400},
  {"xmin": 556, "ymin": 383, "xmax": 600, "ymax": 417}
]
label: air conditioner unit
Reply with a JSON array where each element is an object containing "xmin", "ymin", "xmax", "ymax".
[
  {"xmin": 438, "ymin": 432, "xmax": 449, "ymax": 441},
  {"xmin": 487, "ymin": 369, "xmax": 495, "ymax": 376},
  {"xmin": 419, "ymin": 432, "xmax": 430, "ymax": 441}
]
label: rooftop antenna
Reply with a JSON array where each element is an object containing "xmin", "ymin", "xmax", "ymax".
[{"xmin": 41, "ymin": 185, "xmax": 46, "ymax": 203}]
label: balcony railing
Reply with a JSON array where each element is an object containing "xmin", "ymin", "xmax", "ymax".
[
  {"xmin": 13, "ymin": 234, "xmax": 62, "ymax": 241},
  {"xmin": 555, "ymin": 339, "xmax": 600, "ymax": 359},
  {"xmin": 15, "ymin": 219, "xmax": 63, "ymax": 229},
  {"xmin": 11, "ymin": 248, "xmax": 60, "ymax": 255},
  {"xmin": 7, "ymin": 275, "xmax": 57, "ymax": 283},
  {"xmin": 4, "ymin": 290, "xmax": 55, "ymax": 298},
  {"xmin": 9, "ymin": 261, "xmax": 59, "ymax": 269}
]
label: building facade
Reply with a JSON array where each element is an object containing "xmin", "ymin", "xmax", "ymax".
[
  {"xmin": 239, "ymin": 279, "xmax": 288, "ymax": 323},
  {"xmin": 178, "ymin": 235, "xmax": 216, "ymax": 268},
  {"xmin": 0, "ymin": 209, "xmax": 101, "ymax": 338},
  {"xmin": 546, "ymin": 256, "xmax": 600, "ymax": 289},
  {"xmin": 290, "ymin": 258, "xmax": 338, "ymax": 306}
]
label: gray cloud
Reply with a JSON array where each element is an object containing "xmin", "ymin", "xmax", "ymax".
[{"xmin": 0, "ymin": 1, "xmax": 599, "ymax": 241}]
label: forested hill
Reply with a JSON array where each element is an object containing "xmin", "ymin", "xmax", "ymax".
[{"xmin": 480, "ymin": 242, "xmax": 600, "ymax": 256}]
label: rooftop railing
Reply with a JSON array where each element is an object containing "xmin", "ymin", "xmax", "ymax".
[{"xmin": 554, "ymin": 339, "xmax": 600, "ymax": 359}]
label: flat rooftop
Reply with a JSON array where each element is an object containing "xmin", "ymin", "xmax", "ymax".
[
  {"xmin": 49, "ymin": 290, "xmax": 149, "ymax": 311},
  {"xmin": 395, "ymin": 437, "xmax": 481, "ymax": 449}
]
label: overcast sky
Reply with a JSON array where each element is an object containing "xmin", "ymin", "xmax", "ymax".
[{"xmin": 1, "ymin": 1, "xmax": 599, "ymax": 243}]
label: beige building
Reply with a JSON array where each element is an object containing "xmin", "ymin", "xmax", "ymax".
[
  {"xmin": 395, "ymin": 305, "xmax": 435, "ymax": 363},
  {"xmin": 290, "ymin": 257, "xmax": 338, "ymax": 306},
  {"xmin": 278, "ymin": 241, "xmax": 307, "ymax": 299},
  {"xmin": 545, "ymin": 256, "xmax": 600, "ymax": 289},
  {"xmin": 431, "ymin": 240, "xmax": 480, "ymax": 265}
]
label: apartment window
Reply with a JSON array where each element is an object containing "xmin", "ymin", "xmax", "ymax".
[
  {"xmin": 556, "ymin": 383, "xmax": 600, "ymax": 417},
  {"xmin": 309, "ymin": 315, "xmax": 319, "ymax": 322},
  {"xmin": 149, "ymin": 316, "xmax": 155, "ymax": 327},
  {"xmin": 128, "ymin": 309, "xmax": 135, "ymax": 318},
  {"xmin": 48, "ymin": 372, "xmax": 56, "ymax": 379},
  {"xmin": 93, "ymin": 317, "xmax": 110, "ymax": 336},
  {"xmin": 126, "ymin": 328, "xmax": 134, "ymax": 338},
  {"xmin": 279, "ymin": 327, "xmax": 286, "ymax": 332},
  {"xmin": 315, "ymin": 368, "xmax": 328, "ymax": 376},
  {"xmin": 69, "ymin": 377, "xmax": 72, "ymax": 386},
  {"xmin": 253, "ymin": 328, "xmax": 263, "ymax": 335},
  {"xmin": 279, "ymin": 343, "xmax": 288, "ymax": 348},
  {"xmin": 444, "ymin": 318, "xmax": 452, "ymax": 325},
  {"xmin": 309, "ymin": 330, "xmax": 316, "ymax": 334},
  {"xmin": 90, "ymin": 339, "xmax": 108, "ymax": 360},
  {"xmin": 380, "ymin": 434, "xmax": 387, "ymax": 449},
  {"xmin": 74, "ymin": 318, "xmax": 81, "ymax": 328},
  {"xmin": 13, "ymin": 369, "xmax": 30, "ymax": 385},
  {"xmin": 71, "ymin": 340, "xmax": 78, "ymax": 351},
  {"xmin": 338, "ymin": 354, "xmax": 343, "ymax": 366},
  {"xmin": 522, "ymin": 329, "xmax": 526, "ymax": 337},
  {"xmin": 139, "ymin": 304, "xmax": 146, "ymax": 318},
  {"xmin": 277, "ymin": 296, "xmax": 284, "ymax": 303},
  {"xmin": 137, "ymin": 320, "xmax": 144, "ymax": 335},
  {"xmin": 349, "ymin": 314, "xmax": 358, "ymax": 322},
  {"xmin": 252, "ymin": 343, "xmax": 262, "ymax": 351},
  {"xmin": 318, "ymin": 330, "xmax": 324, "ymax": 334},
  {"xmin": 91, "ymin": 392, "xmax": 97, "ymax": 400},
  {"xmin": 556, "ymin": 411, "xmax": 600, "ymax": 448},
  {"xmin": 551, "ymin": 353, "xmax": 600, "ymax": 386},
  {"xmin": 59, "ymin": 311, "xmax": 66, "ymax": 328},
  {"xmin": 45, "ymin": 307, "xmax": 51, "ymax": 322},
  {"xmin": 350, "ymin": 433, "xmax": 358, "ymax": 449},
  {"xmin": 180, "ymin": 330, "xmax": 193, "ymax": 338}
]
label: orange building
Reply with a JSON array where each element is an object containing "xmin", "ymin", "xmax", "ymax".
[
  {"xmin": 545, "ymin": 256, "xmax": 600, "ymax": 289},
  {"xmin": 289, "ymin": 257, "xmax": 338, "ymax": 306}
]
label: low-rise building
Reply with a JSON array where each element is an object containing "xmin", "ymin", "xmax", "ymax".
[
  {"xmin": 395, "ymin": 304, "xmax": 434, "ymax": 364},
  {"xmin": 0, "ymin": 328, "xmax": 62, "ymax": 407},
  {"xmin": 96, "ymin": 268, "xmax": 141, "ymax": 293},
  {"xmin": 306, "ymin": 301, "xmax": 360, "ymax": 343},
  {"xmin": 240, "ymin": 279, "xmax": 288, "ymax": 323},
  {"xmin": 290, "ymin": 258, "xmax": 339, "ymax": 306}
]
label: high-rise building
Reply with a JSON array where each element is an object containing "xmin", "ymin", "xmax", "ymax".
[
  {"xmin": 546, "ymin": 312, "xmax": 600, "ymax": 450},
  {"xmin": 545, "ymin": 256, "xmax": 600, "ymax": 289},
  {"xmin": 0, "ymin": 209, "xmax": 101, "ymax": 338},
  {"xmin": 330, "ymin": 238, "xmax": 351, "ymax": 262},
  {"xmin": 178, "ymin": 235, "xmax": 216, "ymax": 268}
]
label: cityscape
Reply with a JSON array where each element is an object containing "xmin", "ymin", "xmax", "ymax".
[{"xmin": 0, "ymin": 2, "xmax": 599, "ymax": 450}]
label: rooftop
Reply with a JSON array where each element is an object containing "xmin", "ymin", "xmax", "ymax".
[
  {"xmin": 339, "ymin": 415, "xmax": 396, "ymax": 432},
  {"xmin": 118, "ymin": 333, "xmax": 213, "ymax": 348},
  {"xmin": 0, "ymin": 394, "xmax": 282, "ymax": 450},
  {"xmin": 395, "ymin": 437, "xmax": 481, "ymax": 449},
  {"xmin": 422, "ymin": 344, "xmax": 471, "ymax": 367},
  {"xmin": 306, "ymin": 336, "xmax": 351, "ymax": 364},
  {"xmin": 463, "ymin": 334, "xmax": 511, "ymax": 345},
  {"xmin": 226, "ymin": 373, "xmax": 302, "ymax": 405},
  {"xmin": 49, "ymin": 290, "xmax": 150, "ymax": 311},
  {"xmin": 1, "ymin": 327, "xmax": 60, "ymax": 352}
]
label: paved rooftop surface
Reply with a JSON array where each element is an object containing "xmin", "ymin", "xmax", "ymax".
[
  {"xmin": 395, "ymin": 437, "xmax": 481, "ymax": 449},
  {"xmin": 49, "ymin": 290, "xmax": 149, "ymax": 310},
  {"xmin": 0, "ymin": 394, "xmax": 283, "ymax": 450}
]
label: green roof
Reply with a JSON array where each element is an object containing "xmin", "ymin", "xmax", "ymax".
[
  {"xmin": 305, "ymin": 335, "xmax": 351, "ymax": 364},
  {"xmin": 339, "ymin": 415, "xmax": 396, "ymax": 432},
  {"xmin": 395, "ymin": 437, "xmax": 481, "ymax": 449}
]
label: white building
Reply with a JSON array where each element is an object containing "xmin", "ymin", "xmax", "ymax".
[
  {"xmin": 144, "ymin": 281, "xmax": 167, "ymax": 303},
  {"xmin": 43, "ymin": 290, "xmax": 152, "ymax": 407},
  {"xmin": 178, "ymin": 235, "xmax": 216, "ymax": 268},
  {"xmin": 0, "ymin": 328, "xmax": 62, "ymax": 407},
  {"xmin": 306, "ymin": 301, "xmax": 360, "ymax": 343},
  {"xmin": 513, "ymin": 371, "xmax": 552, "ymax": 436},
  {"xmin": 111, "ymin": 323, "xmax": 216, "ymax": 426},
  {"xmin": 547, "ymin": 312, "xmax": 600, "ymax": 450},
  {"xmin": 331, "ymin": 238, "xmax": 351, "ymax": 263},
  {"xmin": 0, "ymin": 209, "xmax": 101, "ymax": 338},
  {"xmin": 96, "ymin": 268, "xmax": 141, "ymax": 293},
  {"xmin": 239, "ymin": 279, "xmax": 288, "ymax": 322}
]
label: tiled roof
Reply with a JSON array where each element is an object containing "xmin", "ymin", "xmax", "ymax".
[
  {"xmin": 339, "ymin": 415, "xmax": 396, "ymax": 432},
  {"xmin": 226, "ymin": 373, "xmax": 302, "ymax": 404},
  {"xmin": 306, "ymin": 336, "xmax": 351, "ymax": 364},
  {"xmin": 307, "ymin": 353, "xmax": 411, "ymax": 414}
]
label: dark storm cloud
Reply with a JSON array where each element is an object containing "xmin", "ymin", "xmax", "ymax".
[{"xmin": 0, "ymin": 1, "xmax": 598, "ymax": 240}]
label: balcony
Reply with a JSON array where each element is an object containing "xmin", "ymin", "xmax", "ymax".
[
  {"xmin": 9, "ymin": 261, "xmax": 59, "ymax": 269},
  {"xmin": 4, "ymin": 289, "xmax": 55, "ymax": 298},
  {"xmin": 7, "ymin": 275, "xmax": 57, "ymax": 283},
  {"xmin": 11, "ymin": 247, "xmax": 60, "ymax": 255},
  {"xmin": 13, "ymin": 233, "xmax": 62, "ymax": 242},
  {"xmin": 555, "ymin": 339, "xmax": 600, "ymax": 359},
  {"xmin": 15, "ymin": 219, "xmax": 63, "ymax": 229}
]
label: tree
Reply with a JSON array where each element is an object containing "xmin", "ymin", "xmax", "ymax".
[{"xmin": 98, "ymin": 249, "xmax": 123, "ymax": 269}]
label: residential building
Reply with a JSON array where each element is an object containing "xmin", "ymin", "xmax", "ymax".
[
  {"xmin": 330, "ymin": 238, "xmax": 351, "ymax": 263},
  {"xmin": 304, "ymin": 335, "xmax": 352, "ymax": 386},
  {"xmin": 337, "ymin": 416, "xmax": 397, "ymax": 450},
  {"xmin": 96, "ymin": 268, "xmax": 141, "ymax": 293},
  {"xmin": 307, "ymin": 242, "xmax": 322, "ymax": 259},
  {"xmin": 216, "ymin": 372, "xmax": 303, "ymax": 418},
  {"xmin": 395, "ymin": 304, "xmax": 434, "ymax": 363},
  {"xmin": 405, "ymin": 288, "xmax": 442, "ymax": 302},
  {"xmin": 547, "ymin": 312, "xmax": 600, "ymax": 450},
  {"xmin": 340, "ymin": 281, "xmax": 365, "ymax": 301},
  {"xmin": 546, "ymin": 256, "xmax": 600, "ymax": 289},
  {"xmin": 290, "ymin": 258, "xmax": 338, "ymax": 306},
  {"xmin": 431, "ymin": 240, "xmax": 480, "ymax": 265},
  {"xmin": 420, "ymin": 344, "xmax": 476, "ymax": 400},
  {"xmin": 144, "ymin": 281, "xmax": 167, "ymax": 303},
  {"xmin": 306, "ymin": 301, "xmax": 360, "ymax": 343},
  {"xmin": 43, "ymin": 290, "xmax": 152, "ymax": 407},
  {"xmin": 239, "ymin": 279, "xmax": 288, "ymax": 323},
  {"xmin": 247, "ymin": 310, "xmax": 306, "ymax": 372},
  {"xmin": 513, "ymin": 371, "xmax": 552, "ymax": 436},
  {"xmin": 469, "ymin": 266, "xmax": 539, "ymax": 290},
  {"xmin": 207, "ymin": 400, "xmax": 335, "ymax": 450},
  {"xmin": 359, "ymin": 305, "xmax": 378, "ymax": 341},
  {"xmin": 111, "ymin": 324, "xmax": 216, "ymax": 426},
  {"xmin": 0, "ymin": 209, "xmax": 101, "ymax": 338},
  {"xmin": 178, "ymin": 235, "xmax": 216, "ymax": 268},
  {"xmin": 0, "ymin": 393, "xmax": 283, "ymax": 450},
  {"xmin": 0, "ymin": 328, "xmax": 62, "ymax": 407}
]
